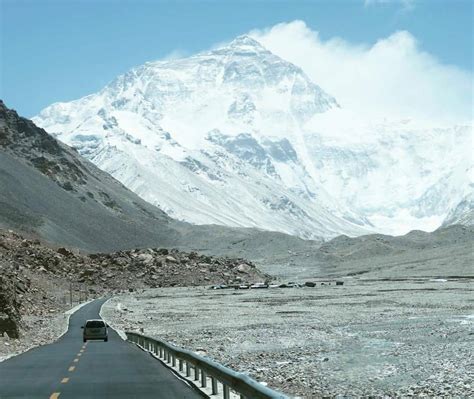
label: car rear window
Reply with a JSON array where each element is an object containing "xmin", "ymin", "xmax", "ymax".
[{"xmin": 86, "ymin": 320, "xmax": 105, "ymax": 328}]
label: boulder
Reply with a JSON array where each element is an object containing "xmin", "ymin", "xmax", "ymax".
[
  {"xmin": 0, "ymin": 313, "xmax": 19, "ymax": 339},
  {"xmin": 137, "ymin": 253, "xmax": 153, "ymax": 264},
  {"xmin": 236, "ymin": 263, "xmax": 252, "ymax": 273},
  {"xmin": 57, "ymin": 247, "xmax": 73, "ymax": 257}
]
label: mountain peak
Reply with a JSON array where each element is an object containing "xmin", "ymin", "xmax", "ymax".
[{"xmin": 224, "ymin": 35, "xmax": 267, "ymax": 51}]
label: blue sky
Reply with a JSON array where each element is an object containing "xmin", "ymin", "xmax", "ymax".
[{"xmin": 1, "ymin": 0, "xmax": 472, "ymax": 117}]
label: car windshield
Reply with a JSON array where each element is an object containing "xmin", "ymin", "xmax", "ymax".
[{"xmin": 86, "ymin": 320, "xmax": 105, "ymax": 328}]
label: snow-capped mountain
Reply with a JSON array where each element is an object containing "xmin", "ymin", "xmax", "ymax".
[
  {"xmin": 34, "ymin": 35, "xmax": 472, "ymax": 238},
  {"xmin": 443, "ymin": 175, "xmax": 474, "ymax": 227}
]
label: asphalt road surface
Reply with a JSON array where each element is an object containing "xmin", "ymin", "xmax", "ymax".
[{"xmin": 0, "ymin": 299, "xmax": 204, "ymax": 398}]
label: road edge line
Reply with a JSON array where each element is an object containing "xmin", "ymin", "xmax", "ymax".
[{"xmin": 99, "ymin": 298, "xmax": 128, "ymax": 340}]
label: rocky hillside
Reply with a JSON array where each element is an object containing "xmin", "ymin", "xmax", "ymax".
[
  {"xmin": 0, "ymin": 99, "xmax": 179, "ymax": 252},
  {"xmin": 0, "ymin": 229, "xmax": 269, "ymax": 338}
]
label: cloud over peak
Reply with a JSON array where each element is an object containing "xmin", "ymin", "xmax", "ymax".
[{"xmin": 250, "ymin": 20, "xmax": 472, "ymax": 124}]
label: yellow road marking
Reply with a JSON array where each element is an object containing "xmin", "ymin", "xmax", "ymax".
[
  {"xmin": 80, "ymin": 349, "xmax": 84, "ymax": 353},
  {"xmin": 73, "ymin": 358, "xmax": 79, "ymax": 362},
  {"xmin": 61, "ymin": 378, "xmax": 69, "ymax": 384},
  {"xmin": 68, "ymin": 366, "xmax": 75, "ymax": 372},
  {"xmin": 50, "ymin": 393, "xmax": 60, "ymax": 399}
]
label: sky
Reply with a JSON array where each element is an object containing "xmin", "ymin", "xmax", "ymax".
[{"xmin": 1, "ymin": 0, "xmax": 473, "ymax": 118}]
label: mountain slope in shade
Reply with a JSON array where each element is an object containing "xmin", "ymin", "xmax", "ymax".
[
  {"xmin": 34, "ymin": 35, "xmax": 472, "ymax": 237},
  {"xmin": 0, "ymin": 99, "xmax": 177, "ymax": 251}
]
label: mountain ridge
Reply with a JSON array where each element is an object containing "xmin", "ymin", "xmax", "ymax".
[{"xmin": 34, "ymin": 36, "xmax": 472, "ymax": 237}]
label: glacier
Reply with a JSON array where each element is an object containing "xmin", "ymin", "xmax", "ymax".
[{"xmin": 34, "ymin": 35, "xmax": 473, "ymax": 238}]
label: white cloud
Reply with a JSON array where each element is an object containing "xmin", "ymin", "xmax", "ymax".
[{"xmin": 249, "ymin": 21, "xmax": 473, "ymax": 124}]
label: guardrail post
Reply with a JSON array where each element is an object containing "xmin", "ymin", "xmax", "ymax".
[
  {"xmin": 194, "ymin": 366, "xmax": 199, "ymax": 381},
  {"xmin": 186, "ymin": 362, "xmax": 191, "ymax": 377},
  {"xmin": 172, "ymin": 355, "xmax": 176, "ymax": 367},
  {"xmin": 201, "ymin": 370, "xmax": 207, "ymax": 388},
  {"xmin": 223, "ymin": 384, "xmax": 230, "ymax": 399},
  {"xmin": 159, "ymin": 347, "xmax": 163, "ymax": 358},
  {"xmin": 179, "ymin": 359, "xmax": 183, "ymax": 371},
  {"xmin": 211, "ymin": 377, "xmax": 218, "ymax": 395}
]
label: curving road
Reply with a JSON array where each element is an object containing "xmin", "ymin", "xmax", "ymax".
[{"xmin": 0, "ymin": 299, "xmax": 204, "ymax": 399}]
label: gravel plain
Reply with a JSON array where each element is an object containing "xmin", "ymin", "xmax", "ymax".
[{"xmin": 102, "ymin": 279, "xmax": 473, "ymax": 398}]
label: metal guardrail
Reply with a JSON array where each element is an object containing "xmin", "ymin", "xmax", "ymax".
[{"xmin": 126, "ymin": 332, "xmax": 289, "ymax": 399}]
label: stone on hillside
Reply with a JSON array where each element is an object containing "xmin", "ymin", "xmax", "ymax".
[
  {"xmin": 236, "ymin": 263, "xmax": 252, "ymax": 273},
  {"xmin": 80, "ymin": 268, "xmax": 95, "ymax": 277},
  {"xmin": 137, "ymin": 253, "xmax": 154, "ymax": 264},
  {"xmin": 57, "ymin": 247, "xmax": 73, "ymax": 257}
]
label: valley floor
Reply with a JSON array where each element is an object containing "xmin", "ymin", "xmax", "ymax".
[{"xmin": 102, "ymin": 279, "xmax": 473, "ymax": 398}]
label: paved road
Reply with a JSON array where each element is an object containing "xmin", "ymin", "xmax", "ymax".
[{"xmin": 0, "ymin": 299, "xmax": 204, "ymax": 399}]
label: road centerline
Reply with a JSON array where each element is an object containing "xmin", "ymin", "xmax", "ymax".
[{"xmin": 0, "ymin": 298, "xmax": 203, "ymax": 399}]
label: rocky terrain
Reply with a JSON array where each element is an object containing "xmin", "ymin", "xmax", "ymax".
[
  {"xmin": 0, "ymin": 228, "xmax": 269, "ymax": 360},
  {"xmin": 100, "ymin": 224, "xmax": 473, "ymax": 397},
  {"xmin": 103, "ymin": 279, "xmax": 474, "ymax": 398}
]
